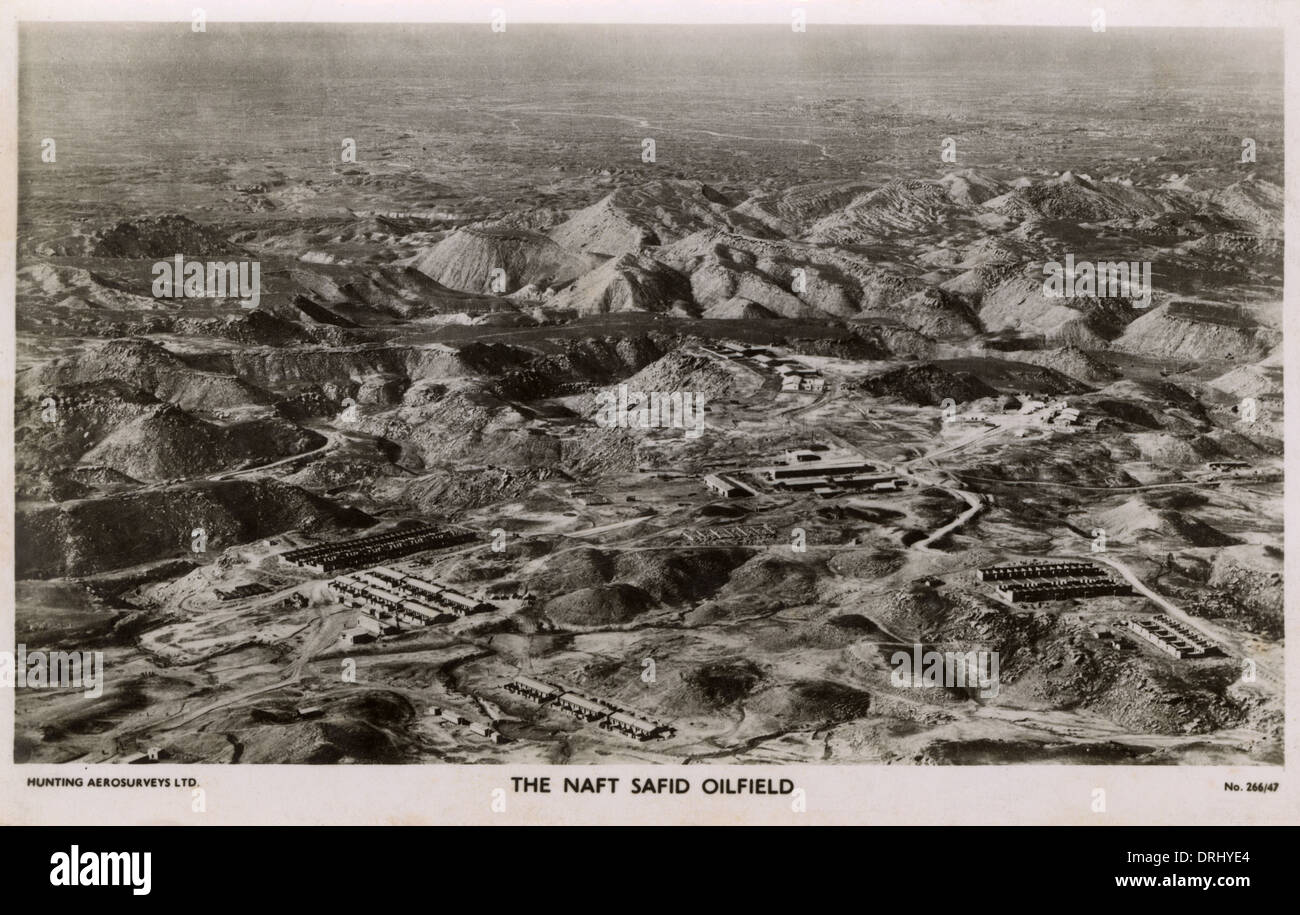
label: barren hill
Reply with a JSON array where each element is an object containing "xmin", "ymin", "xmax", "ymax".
[
  {"xmin": 88, "ymin": 214, "xmax": 244, "ymax": 259},
  {"xmin": 1112, "ymin": 303, "xmax": 1280, "ymax": 362},
  {"xmin": 409, "ymin": 225, "xmax": 597, "ymax": 294},
  {"xmin": 550, "ymin": 179, "xmax": 772, "ymax": 257},
  {"xmin": 545, "ymin": 252, "xmax": 692, "ymax": 314},
  {"xmin": 17, "ymin": 479, "xmax": 369, "ymax": 578},
  {"xmin": 853, "ymin": 363, "xmax": 997, "ymax": 406}
]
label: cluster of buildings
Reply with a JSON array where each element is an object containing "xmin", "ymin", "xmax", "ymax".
[
  {"xmin": 1016, "ymin": 399, "xmax": 1082, "ymax": 428},
  {"xmin": 504, "ymin": 675, "xmax": 675, "ymax": 741},
  {"xmin": 701, "ymin": 342, "xmax": 826, "ymax": 393},
  {"xmin": 1125, "ymin": 616, "xmax": 1218, "ymax": 659},
  {"xmin": 214, "ymin": 583, "xmax": 271, "ymax": 602},
  {"xmin": 1205, "ymin": 461, "xmax": 1250, "ymax": 473},
  {"xmin": 280, "ymin": 525, "xmax": 476, "ymax": 573},
  {"xmin": 978, "ymin": 561, "xmax": 1132, "ymax": 604},
  {"xmin": 776, "ymin": 363, "xmax": 826, "ymax": 393},
  {"xmin": 748, "ymin": 447, "xmax": 905, "ymax": 498},
  {"xmin": 331, "ymin": 566, "xmax": 495, "ymax": 636},
  {"xmin": 430, "ymin": 706, "xmax": 507, "ymax": 744},
  {"xmin": 679, "ymin": 522, "xmax": 779, "ymax": 545}
]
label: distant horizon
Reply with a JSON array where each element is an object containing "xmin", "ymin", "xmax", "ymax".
[{"xmin": 19, "ymin": 15, "xmax": 1281, "ymax": 174}]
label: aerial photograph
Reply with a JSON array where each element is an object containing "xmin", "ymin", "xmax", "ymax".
[{"xmin": 13, "ymin": 21, "xmax": 1283, "ymax": 766}]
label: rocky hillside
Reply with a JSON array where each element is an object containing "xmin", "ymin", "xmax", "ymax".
[{"xmin": 17, "ymin": 479, "xmax": 369, "ymax": 578}]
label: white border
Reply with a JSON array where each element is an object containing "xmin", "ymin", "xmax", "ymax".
[
  {"xmin": 1, "ymin": 0, "xmax": 1297, "ymax": 826},
  {"xmin": 0, "ymin": 0, "xmax": 1290, "ymax": 28}
]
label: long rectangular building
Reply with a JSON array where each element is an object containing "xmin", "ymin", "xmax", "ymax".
[
  {"xmin": 504, "ymin": 676, "xmax": 674, "ymax": 740},
  {"xmin": 704, "ymin": 473, "xmax": 758, "ymax": 498},
  {"xmin": 604, "ymin": 712, "xmax": 668, "ymax": 741},
  {"xmin": 754, "ymin": 457, "xmax": 877, "ymax": 482},
  {"xmin": 995, "ymin": 577, "xmax": 1132, "ymax": 603},
  {"xmin": 1127, "ymin": 617, "xmax": 1216, "ymax": 658},
  {"xmin": 506, "ymin": 676, "xmax": 565, "ymax": 702},
  {"xmin": 556, "ymin": 693, "xmax": 610, "ymax": 721},
  {"xmin": 773, "ymin": 472, "xmax": 898, "ymax": 492},
  {"xmin": 281, "ymin": 526, "xmax": 476, "ymax": 573},
  {"xmin": 977, "ymin": 561, "xmax": 1104, "ymax": 582}
]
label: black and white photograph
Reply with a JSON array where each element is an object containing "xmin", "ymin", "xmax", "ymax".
[{"xmin": 2, "ymin": 0, "xmax": 1296, "ymax": 831}]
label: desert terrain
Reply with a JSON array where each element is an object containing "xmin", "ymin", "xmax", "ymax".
[{"xmin": 13, "ymin": 23, "xmax": 1283, "ymax": 765}]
